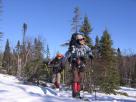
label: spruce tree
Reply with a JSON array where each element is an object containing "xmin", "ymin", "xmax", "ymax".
[
  {"xmin": 24, "ymin": 37, "xmax": 45, "ymax": 83},
  {"xmin": 0, "ymin": 0, "xmax": 3, "ymax": 42},
  {"xmin": 91, "ymin": 35, "xmax": 101, "ymax": 90},
  {"xmin": 80, "ymin": 16, "xmax": 93, "ymax": 47},
  {"xmin": 22, "ymin": 23, "xmax": 27, "ymax": 46},
  {"xmin": 131, "ymin": 62, "xmax": 136, "ymax": 87},
  {"xmin": 71, "ymin": 6, "xmax": 81, "ymax": 33},
  {"xmin": 2, "ymin": 39, "xmax": 12, "ymax": 74},
  {"xmin": 62, "ymin": 7, "xmax": 81, "ymax": 47},
  {"xmin": 93, "ymin": 35, "xmax": 101, "ymax": 58},
  {"xmin": 45, "ymin": 44, "xmax": 50, "ymax": 60},
  {"xmin": 78, "ymin": 16, "xmax": 93, "ymax": 92},
  {"xmin": 15, "ymin": 40, "xmax": 22, "ymax": 77},
  {"xmin": 34, "ymin": 38, "xmax": 43, "ymax": 60},
  {"xmin": 99, "ymin": 30, "xmax": 120, "ymax": 94},
  {"xmin": 117, "ymin": 48, "xmax": 124, "ymax": 85}
]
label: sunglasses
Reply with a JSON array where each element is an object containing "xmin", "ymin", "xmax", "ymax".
[
  {"xmin": 78, "ymin": 38, "xmax": 85, "ymax": 41},
  {"xmin": 57, "ymin": 56, "xmax": 62, "ymax": 57}
]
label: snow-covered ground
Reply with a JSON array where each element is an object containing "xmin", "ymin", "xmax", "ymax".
[{"xmin": 0, "ymin": 73, "xmax": 136, "ymax": 102}]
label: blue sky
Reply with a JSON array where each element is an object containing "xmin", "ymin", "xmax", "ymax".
[{"xmin": 1, "ymin": 0, "xmax": 136, "ymax": 57}]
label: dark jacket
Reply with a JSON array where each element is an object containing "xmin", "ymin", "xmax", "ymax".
[{"xmin": 50, "ymin": 58, "xmax": 64, "ymax": 74}]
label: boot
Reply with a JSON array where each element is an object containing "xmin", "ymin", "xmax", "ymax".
[
  {"xmin": 77, "ymin": 82, "xmax": 81, "ymax": 98},
  {"xmin": 72, "ymin": 82, "xmax": 78, "ymax": 97},
  {"xmin": 54, "ymin": 81, "xmax": 60, "ymax": 88},
  {"xmin": 77, "ymin": 82, "xmax": 80, "ymax": 92}
]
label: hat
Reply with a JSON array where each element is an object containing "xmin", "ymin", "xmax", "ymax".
[
  {"xmin": 76, "ymin": 34, "xmax": 84, "ymax": 40},
  {"xmin": 56, "ymin": 53, "xmax": 63, "ymax": 58}
]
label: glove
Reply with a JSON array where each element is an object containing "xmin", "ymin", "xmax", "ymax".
[
  {"xmin": 60, "ymin": 62, "xmax": 65, "ymax": 70},
  {"xmin": 89, "ymin": 55, "xmax": 93, "ymax": 60}
]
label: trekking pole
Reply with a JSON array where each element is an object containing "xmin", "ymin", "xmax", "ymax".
[
  {"xmin": 94, "ymin": 88, "xmax": 97, "ymax": 100},
  {"xmin": 91, "ymin": 58, "xmax": 97, "ymax": 100},
  {"xmin": 82, "ymin": 61, "xmax": 88, "ymax": 99},
  {"xmin": 82, "ymin": 71, "xmax": 85, "ymax": 98},
  {"xmin": 89, "ymin": 58, "xmax": 94, "ymax": 96}
]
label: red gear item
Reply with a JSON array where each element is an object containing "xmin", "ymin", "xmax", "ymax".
[
  {"xmin": 54, "ymin": 81, "xmax": 60, "ymax": 88},
  {"xmin": 77, "ymin": 82, "xmax": 80, "ymax": 92},
  {"xmin": 72, "ymin": 82, "xmax": 78, "ymax": 93}
]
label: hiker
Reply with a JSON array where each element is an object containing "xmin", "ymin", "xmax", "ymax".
[
  {"xmin": 63, "ymin": 33, "xmax": 93, "ymax": 98},
  {"xmin": 50, "ymin": 53, "xmax": 64, "ymax": 89}
]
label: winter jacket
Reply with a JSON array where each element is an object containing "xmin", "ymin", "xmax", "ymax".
[
  {"xmin": 64, "ymin": 44, "xmax": 93, "ymax": 63},
  {"xmin": 50, "ymin": 58, "xmax": 64, "ymax": 74}
]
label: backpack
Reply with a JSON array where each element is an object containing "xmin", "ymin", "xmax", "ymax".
[
  {"xmin": 51, "ymin": 58, "xmax": 64, "ymax": 73},
  {"xmin": 69, "ymin": 33, "xmax": 78, "ymax": 51},
  {"xmin": 68, "ymin": 33, "xmax": 90, "ymax": 64}
]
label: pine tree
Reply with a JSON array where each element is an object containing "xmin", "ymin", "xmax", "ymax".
[
  {"xmin": 45, "ymin": 44, "xmax": 50, "ymax": 60},
  {"xmin": 117, "ymin": 48, "xmax": 121, "ymax": 57},
  {"xmin": 99, "ymin": 30, "xmax": 120, "ymax": 94},
  {"xmin": 15, "ymin": 40, "xmax": 23, "ymax": 77},
  {"xmin": 93, "ymin": 35, "xmax": 101, "ymax": 58},
  {"xmin": 80, "ymin": 16, "xmax": 93, "ymax": 47},
  {"xmin": 34, "ymin": 38, "xmax": 43, "ymax": 60},
  {"xmin": 61, "ymin": 7, "xmax": 81, "ymax": 47},
  {"xmin": 0, "ymin": 0, "xmax": 3, "ymax": 42},
  {"xmin": 32, "ymin": 38, "xmax": 45, "ymax": 83},
  {"xmin": 0, "ymin": 0, "xmax": 3, "ymax": 70},
  {"xmin": 79, "ymin": 16, "xmax": 93, "ymax": 91},
  {"xmin": 10, "ymin": 49, "xmax": 17, "ymax": 75},
  {"xmin": 117, "ymin": 48, "xmax": 124, "ymax": 85},
  {"xmin": 22, "ymin": 23, "xmax": 27, "ymax": 46},
  {"xmin": 17, "ymin": 23, "xmax": 28, "ymax": 77},
  {"xmin": 71, "ymin": 6, "xmax": 81, "ymax": 33},
  {"xmin": 132, "ymin": 62, "xmax": 136, "ymax": 87},
  {"xmin": 2, "ymin": 39, "xmax": 12, "ymax": 74},
  {"xmin": 24, "ymin": 37, "xmax": 45, "ymax": 83},
  {"xmin": 91, "ymin": 36, "xmax": 101, "ymax": 90}
]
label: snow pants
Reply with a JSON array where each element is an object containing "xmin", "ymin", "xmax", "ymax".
[
  {"xmin": 72, "ymin": 66, "xmax": 84, "ymax": 97},
  {"xmin": 52, "ymin": 72, "xmax": 61, "ymax": 88}
]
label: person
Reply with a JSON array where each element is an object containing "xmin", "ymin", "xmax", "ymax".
[
  {"xmin": 63, "ymin": 33, "xmax": 93, "ymax": 98},
  {"xmin": 50, "ymin": 53, "xmax": 64, "ymax": 89}
]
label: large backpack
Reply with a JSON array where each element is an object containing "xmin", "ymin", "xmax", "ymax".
[
  {"xmin": 52, "ymin": 58, "xmax": 63, "ymax": 73},
  {"xmin": 69, "ymin": 33, "xmax": 78, "ymax": 51}
]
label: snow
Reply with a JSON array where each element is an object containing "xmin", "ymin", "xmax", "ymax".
[
  {"xmin": 0, "ymin": 73, "xmax": 136, "ymax": 102},
  {"xmin": 119, "ymin": 87, "xmax": 136, "ymax": 97}
]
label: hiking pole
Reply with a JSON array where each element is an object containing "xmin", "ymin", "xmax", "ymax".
[
  {"xmin": 94, "ymin": 88, "xmax": 97, "ymax": 100},
  {"xmin": 82, "ymin": 61, "xmax": 88, "ymax": 99},
  {"xmin": 91, "ymin": 58, "xmax": 97, "ymax": 100},
  {"xmin": 89, "ymin": 56, "xmax": 93, "ymax": 92},
  {"xmin": 82, "ymin": 71, "xmax": 86, "ymax": 98}
]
